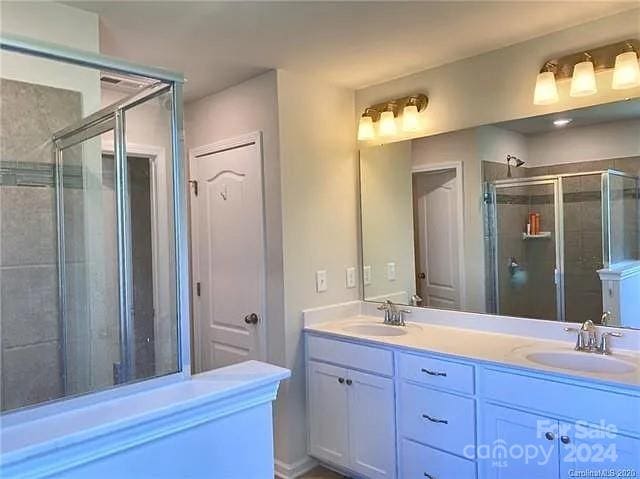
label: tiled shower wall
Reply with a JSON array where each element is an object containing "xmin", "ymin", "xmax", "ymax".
[
  {"xmin": 483, "ymin": 157, "xmax": 640, "ymax": 323},
  {"xmin": 0, "ymin": 79, "xmax": 81, "ymax": 410}
]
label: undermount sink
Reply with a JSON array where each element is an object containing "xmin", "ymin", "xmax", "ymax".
[
  {"xmin": 524, "ymin": 350, "xmax": 637, "ymax": 375},
  {"xmin": 341, "ymin": 322, "xmax": 410, "ymax": 337}
]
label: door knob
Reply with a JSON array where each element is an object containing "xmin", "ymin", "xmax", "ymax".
[
  {"xmin": 244, "ymin": 313, "xmax": 259, "ymax": 325},
  {"xmin": 419, "ymin": 273, "xmax": 426, "ymax": 279}
]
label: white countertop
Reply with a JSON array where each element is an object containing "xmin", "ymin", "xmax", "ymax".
[
  {"xmin": 305, "ymin": 315, "xmax": 640, "ymax": 389},
  {"xmin": 1, "ymin": 360, "xmax": 290, "ymax": 463}
]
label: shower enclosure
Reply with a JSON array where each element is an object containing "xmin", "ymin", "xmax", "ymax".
[
  {"xmin": 1, "ymin": 37, "xmax": 190, "ymax": 412},
  {"xmin": 486, "ymin": 170, "xmax": 640, "ymax": 325}
]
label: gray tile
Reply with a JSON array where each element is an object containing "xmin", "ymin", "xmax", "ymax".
[
  {"xmin": 1, "ymin": 186, "xmax": 57, "ymax": 267},
  {"xmin": 1, "ymin": 340, "xmax": 63, "ymax": 411},
  {"xmin": 1, "ymin": 265, "xmax": 59, "ymax": 348}
]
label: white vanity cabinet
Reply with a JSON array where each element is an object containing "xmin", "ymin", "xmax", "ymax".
[
  {"xmin": 307, "ymin": 336, "xmax": 396, "ymax": 479},
  {"xmin": 305, "ymin": 332, "xmax": 640, "ymax": 479}
]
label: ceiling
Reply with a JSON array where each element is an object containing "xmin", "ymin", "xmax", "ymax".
[
  {"xmin": 71, "ymin": 1, "xmax": 637, "ymax": 103},
  {"xmin": 496, "ymin": 98, "xmax": 640, "ymax": 135}
]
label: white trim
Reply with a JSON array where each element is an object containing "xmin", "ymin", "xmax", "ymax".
[
  {"xmin": 189, "ymin": 131, "xmax": 267, "ymax": 372},
  {"xmin": 411, "ymin": 161, "xmax": 466, "ymax": 310},
  {"xmin": 102, "ymin": 141, "xmax": 171, "ymax": 375},
  {"xmin": 274, "ymin": 456, "xmax": 318, "ymax": 479},
  {"xmin": 598, "ymin": 260, "xmax": 640, "ymax": 281}
]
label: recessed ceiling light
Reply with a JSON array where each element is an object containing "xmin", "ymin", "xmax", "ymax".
[{"xmin": 553, "ymin": 118, "xmax": 573, "ymax": 127}]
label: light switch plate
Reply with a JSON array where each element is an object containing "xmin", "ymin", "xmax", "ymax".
[
  {"xmin": 387, "ymin": 262, "xmax": 396, "ymax": 281},
  {"xmin": 363, "ymin": 265, "xmax": 372, "ymax": 286},
  {"xmin": 316, "ymin": 270, "xmax": 328, "ymax": 293},
  {"xmin": 346, "ymin": 267, "xmax": 356, "ymax": 289}
]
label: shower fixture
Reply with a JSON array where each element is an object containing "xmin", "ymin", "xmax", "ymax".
[{"xmin": 506, "ymin": 154, "xmax": 525, "ymax": 178}]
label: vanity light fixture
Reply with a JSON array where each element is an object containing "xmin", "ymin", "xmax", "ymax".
[
  {"xmin": 612, "ymin": 43, "xmax": 640, "ymax": 90},
  {"xmin": 533, "ymin": 64, "xmax": 559, "ymax": 106},
  {"xmin": 357, "ymin": 109, "xmax": 377, "ymax": 141},
  {"xmin": 379, "ymin": 103, "xmax": 398, "ymax": 137},
  {"xmin": 357, "ymin": 94, "xmax": 428, "ymax": 140},
  {"xmin": 570, "ymin": 53, "xmax": 597, "ymax": 97},
  {"xmin": 533, "ymin": 39, "xmax": 639, "ymax": 105}
]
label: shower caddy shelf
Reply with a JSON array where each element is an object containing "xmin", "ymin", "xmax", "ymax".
[{"xmin": 522, "ymin": 232, "xmax": 551, "ymax": 240}]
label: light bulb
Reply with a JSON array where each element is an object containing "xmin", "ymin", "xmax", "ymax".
[
  {"xmin": 570, "ymin": 60, "xmax": 597, "ymax": 97},
  {"xmin": 533, "ymin": 71, "xmax": 558, "ymax": 105},
  {"xmin": 402, "ymin": 104, "xmax": 420, "ymax": 132},
  {"xmin": 357, "ymin": 115, "xmax": 375, "ymax": 141},
  {"xmin": 378, "ymin": 111, "xmax": 397, "ymax": 137},
  {"xmin": 612, "ymin": 50, "xmax": 640, "ymax": 90}
]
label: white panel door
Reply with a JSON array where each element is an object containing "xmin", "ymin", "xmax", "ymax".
[
  {"xmin": 192, "ymin": 136, "xmax": 265, "ymax": 371},
  {"xmin": 413, "ymin": 169, "xmax": 460, "ymax": 309},
  {"xmin": 308, "ymin": 361, "xmax": 350, "ymax": 467},
  {"xmin": 347, "ymin": 369, "xmax": 396, "ymax": 479}
]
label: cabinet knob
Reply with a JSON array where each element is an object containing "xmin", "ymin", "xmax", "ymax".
[
  {"xmin": 560, "ymin": 436, "xmax": 570, "ymax": 444},
  {"xmin": 346, "ymin": 379, "xmax": 352, "ymax": 386},
  {"xmin": 338, "ymin": 377, "xmax": 344, "ymax": 384},
  {"xmin": 545, "ymin": 432, "xmax": 555, "ymax": 441},
  {"xmin": 244, "ymin": 313, "xmax": 259, "ymax": 325}
]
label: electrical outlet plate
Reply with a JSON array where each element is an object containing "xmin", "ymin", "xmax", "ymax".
[
  {"xmin": 346, "ymin": 267, "xmax": 356, "ymax": 289},
  {"xmin": 363, "ymin": 265, "xmax": 372, "ymax": 286},
  {"xmin": 387, "ymin": 262, "xmax": 396, "ymax": 281},
  {"xmin": 316, "ymin": 270, "xmax": 328, "ymax": 293}
]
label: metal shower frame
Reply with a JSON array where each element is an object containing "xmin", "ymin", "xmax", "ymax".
[
  {"xmin": 487, "ymin": 169, "xmax": 638, "ymax": 322},
  {"xmin": 0, "ymin": 34, "xmax": 192, "ymax": 408}
]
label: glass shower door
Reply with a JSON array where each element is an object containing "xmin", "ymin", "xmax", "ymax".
[{"xmin": 493, "ymin": 179, "xmax": 562, "ymax": 321}]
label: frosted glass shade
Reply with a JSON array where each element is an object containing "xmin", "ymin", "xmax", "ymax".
[
  {"xmin": 379, "ymin": 111, "xmax": 397, "ymax": 136},
  {"xmin": 612, "ymin": 51, "xmax": 640, "ymax": 90},
  {"xmin": 357, "ymin": 115, "xmax": 375, "ymax": 140},
  {"xmin": 570, "ymin": 61, "xmax": 597, "ymax": 97},
  {"xmin": 533, "ymin": 71, "xmax": 559, "ymax": 105},
  {"xmin": 402, "ymin": 105, "xmax": 420, "ymax": 132}
]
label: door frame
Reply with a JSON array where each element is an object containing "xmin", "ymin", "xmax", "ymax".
[
  {"xmin": 411, "ymin": 161, "xmax": 466, "ymax": 309},
  {"xmin": 491, "ymin": 177, "xmax": 565, "ymax": 322},
  {"xmin": 189, "ymin": 131, "xmax": 266, "ymax": 373},
  {"xmin": 103, "ymin": 141, "xmax": 168, "ymax": 374}
]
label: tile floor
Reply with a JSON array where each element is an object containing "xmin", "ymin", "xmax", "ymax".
[{"xmin": 299, "ymin": 466, "xmax": 347, "ymax": 478}]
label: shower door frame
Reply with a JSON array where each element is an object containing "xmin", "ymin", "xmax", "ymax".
[
  {"xmin": 489, "ymin": 177, "xmax": 565, "ymax": 322},
  {"xmin": 0, "ymin": 33, "xmax": 192, "ymax": 417},
  {"xmin": 53, "ymin": 83, "xmax": 172, "ymax": 388}
]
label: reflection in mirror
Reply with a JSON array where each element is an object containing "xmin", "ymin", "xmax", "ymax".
[{"xmin": 359, "ymin": 99, "xmax": 640, "ymax": 329}]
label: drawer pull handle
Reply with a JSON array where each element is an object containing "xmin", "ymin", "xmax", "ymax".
[
  {"xmin": 424, "ymin": 474, "xmax": 435, "ymax": 479},
  {"xmin": 421, "ymin": 368, "xmax": 447, "ymax": 377},
  {"xmin": 561, "ymin": 436, "xmax": 570, "ymax": 444},
  {"xmin": 422, "ymin": 414, "xmax": 448, "ymax": 424},
  {"xmin": 545, "ymin": 432, "xmax": 555, "ymax": 441}
]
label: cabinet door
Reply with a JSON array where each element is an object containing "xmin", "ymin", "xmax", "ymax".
[
  {"xmin": 480, "ymin": 404, "xmax": 559, "ymax": 479},
  {"xmin": 308, "ymin": 361, "xmax": 349, "ymax": 467},
  {"xmin": 559, "ymin": 422, "xmax": 640, "ymax": 479},
  {"xmin": 348, "ymin": 369, "xmax": 396, "ymax": 479}
]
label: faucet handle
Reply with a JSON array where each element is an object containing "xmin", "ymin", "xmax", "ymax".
[
  {"xmin": 565, "ymin": 326, "xmax": 585, "ymax": 351},
  {"xmin": 598, "ymin": 331, "xmax": 623, "ymax": 355}
]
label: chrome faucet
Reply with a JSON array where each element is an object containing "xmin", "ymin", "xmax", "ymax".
[
  {"xmin": 377, "ymin": 300, "xmax": 411, "ymax": 326},
  {"xmin": 565, "ymin": 319, "xmax": 623, "ymax": 355}
]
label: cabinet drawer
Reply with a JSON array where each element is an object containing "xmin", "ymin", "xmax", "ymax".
[
  {"xmin": 480, "ymin": 368, "xmax": 640, "ymax": 436},
  {"xmin": 399, "ymin": 382, "xmax": 476, "ymax": 456},
  {"xmin": 307, "ymin": 335, "xmax": 393, "ymax": 376},
  {"xmin": 398, "ymin": 352, "xmax": 475, "ymax": 394},
  {"xmin": 401, "ymin": 438, "xmax": 476, "ymax": 479}
]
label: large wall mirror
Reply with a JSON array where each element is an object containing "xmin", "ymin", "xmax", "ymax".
[{"xmin": 359, "ymin": 98, "xmax": 640, "ymax": 330}]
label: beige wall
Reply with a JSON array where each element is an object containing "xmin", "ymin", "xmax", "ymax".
[
  {"xmin": 360, "ymin": 142, "xmax": 415, "ymax": 302},
  {"xmin": 276, "ymin": 69, "xmax": 357, "ymax": 468},
  {"xmin": 356, "ymin": 9, "xmax": 640, "ymax": 146},
  {"xmin": 527, "ymin": 119, "xmax": 640, "ymax": 167}
]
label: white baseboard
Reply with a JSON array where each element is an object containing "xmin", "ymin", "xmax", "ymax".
[{"xmin": 275, "ymin": 456, "xmax": 317, "ymax": 479}]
